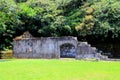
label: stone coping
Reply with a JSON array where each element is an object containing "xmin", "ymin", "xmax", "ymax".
[{"xmin": 14, "ymin": 36, "xmax": 77, "ymax": 41}]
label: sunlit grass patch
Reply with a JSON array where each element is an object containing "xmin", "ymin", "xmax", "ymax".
[{"xmin": 0, "ymin": 59, "xmax": 120, "ymax": 80}]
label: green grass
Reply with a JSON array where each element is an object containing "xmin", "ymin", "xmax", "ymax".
[{"xmin": 0, "ymin": 59, "xmax": 120, "ymax": 80}]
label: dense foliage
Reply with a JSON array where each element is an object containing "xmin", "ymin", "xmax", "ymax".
[{"xmin": 0, "ymin": 0, "xmax": 120, "ymax": 50}]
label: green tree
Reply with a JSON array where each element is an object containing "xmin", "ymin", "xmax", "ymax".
[
  {"xmin": 0, "ymin": 0, "xmax": 19, "ymax": 50},
  {"xmin": 91, "ymin": 0, "xmax": 120, "ymax": 38}
]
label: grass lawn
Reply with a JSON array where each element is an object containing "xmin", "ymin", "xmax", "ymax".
[{"xmin": 0, "ymin": 59, "xmax": 120, "ymax": 80}]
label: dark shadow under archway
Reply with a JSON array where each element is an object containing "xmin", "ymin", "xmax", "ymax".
[{"xmin": 60, "ymin": 43, "xmax": 76, "ymax": 58}]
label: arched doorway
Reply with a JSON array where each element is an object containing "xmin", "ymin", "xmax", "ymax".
[{"xmin": 60, "ymin": 43, "xmax": 76, "ymax": 58}]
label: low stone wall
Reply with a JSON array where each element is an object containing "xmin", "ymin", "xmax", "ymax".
[
  {"xmin": 0, "ymin": 50, "xmax": 13, "ymax": 59},
  {"xmin": 13, "ymin": 37, "xmax": 77, "ymax": 59},
  {"xmin": 13, "ymin": 31, "xmax": 108, "ymax": 60}
]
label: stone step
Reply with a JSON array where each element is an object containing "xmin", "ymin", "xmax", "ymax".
[
  {"xmin": 77, "ymin": 42, "xmax": 108, "ymax": 60},
  {"xmin": 78, "ymin": 42, "xmax": 90, "ymax": 46}
]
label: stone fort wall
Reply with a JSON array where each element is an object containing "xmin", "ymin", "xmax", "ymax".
[
  {"xmin": 13, "ymin": 32, "xmax": 108, "ymax": 60},
  {"xmin": 13, "ymin": 37, "xmax": 77, "ymax": 59}
]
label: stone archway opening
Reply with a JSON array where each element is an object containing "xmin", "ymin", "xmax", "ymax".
[{"xmin": 60, "ymin": 43, "xmax": 76, "ymax": 58}]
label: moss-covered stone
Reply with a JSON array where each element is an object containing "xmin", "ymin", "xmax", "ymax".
[{"xmin": 0, "ymin": 50, "xmax": 13, "ymax": 59}]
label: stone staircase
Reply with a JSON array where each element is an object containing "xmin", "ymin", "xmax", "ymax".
[{"xmin": 76, "ymin": 42, "xmax": 108, "ymax": 60}]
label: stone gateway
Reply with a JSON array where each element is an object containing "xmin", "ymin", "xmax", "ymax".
[{"xmin": 13, "ymin": 32, "xmax": 107, "ymax": 60}]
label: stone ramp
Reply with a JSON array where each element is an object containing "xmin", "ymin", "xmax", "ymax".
[{"xmin": 76, "ymin": 42, "xmax": 108, "ymax": 60}]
